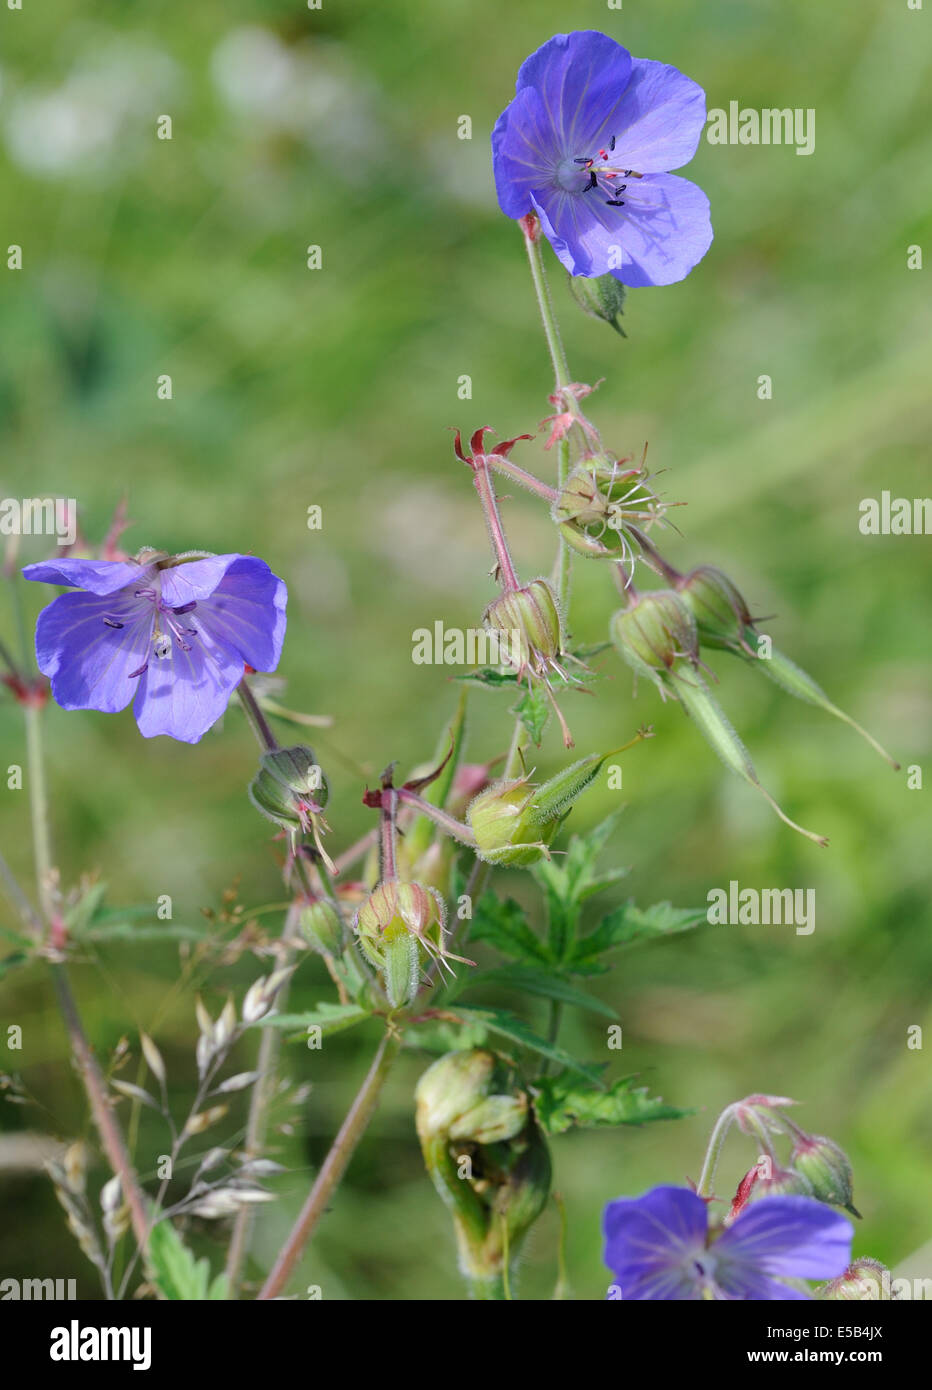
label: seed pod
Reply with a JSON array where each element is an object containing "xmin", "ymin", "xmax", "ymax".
[
  {"xmin": 610, "ymin": 589, "xmax": 699, "ymax": 685},
  {"xmin": 677, "ymin": 565, "xmax": 755, "ymax": 652},
  {"xmin": 791, "ymin": 1133, "xmax": 860, "ymax": 1217},
  {"xmin": 248, "ymin": 744, "xmax": 328, "ymax": 832},
  {"xmin": 468, "ymin": 749, "xmax": 616, "ymax": 868},
  {"xmin": 554, "ymin": 457, "xmax": 667, "ymax": 561},
  {"xmin": 483, "ymin": 578, "xmax": 564, "ymax": 679},
  {"xmin": 354, "ymin": 881, "xmax": 465, "ymax": 1006}
]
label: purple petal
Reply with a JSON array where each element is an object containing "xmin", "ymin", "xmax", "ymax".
[
  {"xmin": 717, "ymin": 1197, "xmax": 854, "ymax": 1281},
  {"xmin": 194, "ymin": 556, "xmax": 287, "ymax": 672},
  {"xmin": 607, "ymin": 58, "xmax": 707, "ymax": 173},
  {"xmin": 603, "ymin": 1185, "xmax": 708, "ymax": 1300},
  {"xmin": 133, "ymin": 625, "xmax": 244, "ymax": 743},
  {"xmin": 533, "ymin": 171, "xmax": 712, "ymax": 286},
  {"xmin": 715, "ymin": 1267, "xmax": 812, "ymax": 1300},
  {"xmin": 35, "ymin": 591, "xmax": 152, "ymax": 713},
  {"xmin": 492, "ymin": 85, "xmax": 553, "ymax": 220},
  {"xmin": 156, "ymin": 554, "xmax": 249, "ymax": 607},
  {"xmin": 513, "ymin": 31, "xmax": 633, "ymax": 154},
  {"xmin": 23, "ymin": 558, "xmax": 148, "ymax": 596}
]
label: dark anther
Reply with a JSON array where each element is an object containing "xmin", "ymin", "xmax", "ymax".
[
  {"xmin": 584, "ymin": 171, "xmax": 598, "ymax": 190},
  {"xmin": 573, "ymin": 157, "xmax": 591, "ymax": 165},
  {"xmin": 172, "ymin": 601, "xmax": 198, "ymax": 615},
  {"xmin": 605, "ymin": 198, "xmax": 625, "ymax": 207},
  {"xmin": 609, "ymin": 135, "xmax": 616, "ymax": 151},
  {"xmin": 128, "ymin": 661, "xmax": 148, "ymax": 680},
  {"xmin": 102, "ymin": 617, "xmax": 124, "ymax": 629}
]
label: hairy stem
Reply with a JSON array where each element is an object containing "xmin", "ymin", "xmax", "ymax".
[{"xmin": 257, "ymin": 1032, "xmax": 401, "ymax": 1299}]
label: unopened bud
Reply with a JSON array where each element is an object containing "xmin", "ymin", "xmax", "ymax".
[
  {"xmin": 299, "ymin": 899, "xmax": 344, "ymax": 956},
  {"xmin": 791, "ymin": 1133, "xmax": 860, "ymax": 1216},
  {"xmin": 567, "ymin": 272, "xmax": 626, "ymax": 335},
  {"xmin": 820, "ymin": 1257, "xmax": 896, "ymax": 1301}
]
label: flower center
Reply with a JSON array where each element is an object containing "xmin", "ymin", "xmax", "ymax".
[
  {"xmin": 102, "ymin": 582, "xmax": 201, "ymax": 681},
  {"xmin": 562, "ymin": 136, "xmax": 643, "ymax": 206}
]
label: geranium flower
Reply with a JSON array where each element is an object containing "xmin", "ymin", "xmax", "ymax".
[
  {"xmin": 23, "ymin": 552, "xmax": 287, "ymax": 743},
  {"xmin": 492, "ymin": 30, "xmax": 712, "ymax": 286},
  {"xmin": 603, "ymin": 1185, "xmax": 853, "ymax": 1299}
]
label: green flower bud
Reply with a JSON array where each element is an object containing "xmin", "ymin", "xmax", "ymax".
[
  {"xmin": 299, "ymin": 899, "xmax": 344, "ymax": 957},
  {"xmin": 416, "ymin": 1049, "xmax": 552, "ymax": 1299},
  {"xmin": 468, "ymin": 749, "xmax": 616, "ymax": 868},
  {"xmin": 553, "ymin": 457, "xmax": 667, "ymax": 561},
  {"xmin": 610, "ymin": 590, "xmax": 699, "ymax": 684},
  {"xmin": 819, "ymin": 1258, "xmax": 897, "ymax": 1301},
  {"xmin": 483, "ymin": 578, "xmax": 563, "ymax": 679},
  {"xmin": 791, "ymin": 1133, "xmax": 860, "ymax": 1217},
  {"xmin": 677, "ymin": 565, "xmax": 755, "ymax": 652},
  {"xmin": 248, "ymin": 745, "xmax": 328, "ymax": 833},
  {"xmin": 567, "ymin": 271, "xmax": 627, "ymax": 335}
]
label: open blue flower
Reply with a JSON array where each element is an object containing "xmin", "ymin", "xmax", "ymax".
[
  {"xmin": 24, "ymin": 552, "xmax": 287, "ymax": 743},
  {"xmin": 603, "ymin": 1185, "xmax": 853, "ymax": 1299},
  {"xmin": 492, "ymin": 31, "xmax": 712, "ymax": 286}
]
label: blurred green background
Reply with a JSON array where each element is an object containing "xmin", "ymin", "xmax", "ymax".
[{"xmin": 1, "ymin": 0, "xmax": 930, "ymax": 1299}]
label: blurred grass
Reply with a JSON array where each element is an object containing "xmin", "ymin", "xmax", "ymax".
[{"xmin": 0, "ymin": 0, "xmax": 930, "ymax": 1298}]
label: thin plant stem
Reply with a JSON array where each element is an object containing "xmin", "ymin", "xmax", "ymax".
[
  {"xmin": 695, "ymin": 1104, "xmax": 737, "ymax": 1197},
  {"xmin": 257, "ymin": 1032, "xmax": 401, "ymax": 1299},
  {"xmin": 24, "ymin": 704, "xmax": 54, "ymax": 921}
]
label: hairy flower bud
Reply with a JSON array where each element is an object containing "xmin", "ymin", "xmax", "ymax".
[
  {"xmin": 299, "ymin": 899, "xmax": 344, "ymax": 957},
  {"xmin": 248, "ymin": 745, "xmax": 328, "ymax": 832},
  {"xmin": 610, "ymin": 589, "xmax": 699, "ymax": 684},
  {"xmin": 748, "ymin": 1166, "xmax": 814, "ymax": 1202},
  {"xmin": 416, "ymin": 1049, "xmax": 551, "ymax": 1298},
  {"xmin": 567, "ymin": 272, "xmax": 627, "ymax": 335},
  {"xmin": 483, "ymin": 578, "xmax": 563, "ymax": 680},
  {"xmin": 791, "ymin": 1133, "xmax": 860, "ymax": 1217},
  {"xmin": 554, "ymin": 457, "xmax": 668, "ymax": 561},
  {"xmin": 468, "ymin": 750, "xmax": 616, "ymax": 868},
  {"xmin": 819, "ymin": 1258, "xmax": 897, "ymax": 1301}
]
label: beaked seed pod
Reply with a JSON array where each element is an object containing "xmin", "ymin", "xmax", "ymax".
[
  {"xmin": 467, "ymin": 749, "xmax": 617, "ymax": 869},
  {"xmin": 354, "ymin": 881, "xmax": 470, "ymax": 1006}
]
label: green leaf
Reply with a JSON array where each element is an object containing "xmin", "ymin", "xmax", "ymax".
[
  {"xmin": 511, "ymin": 685, "xmax": 550, "ymax": 746},
  {"xmin": 147, "ymin": 1220, "xmax": 212, "ymax": 1301},
  {"xmin": 463, "ymin": 964, "xmax": 618, "ymax": 1019},
  {"xmin": 531, "ymin": 813, "xmax": 627, "ymax": 961},
  {"xmin": 467, "ymin": 893, "xmax": 552, "ymax": 966},
  {"xmin": 207, "ymin": 1272, "xmax": 229, "ymax": 1300},
  {"xmin": 570, "ymin": 901, "xmax": 706, "ymax": 974},
  {"xmin": 451, "ymin": 1004, "xmax": 602, "ymax": 1082},
  {"xmin": 533, "ymin": 1074, "xmax": 692, "ymax": 1135},
  {"xmin": 254, "ymin": 1001, "xmax": 371, "ymax": 1039}
]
